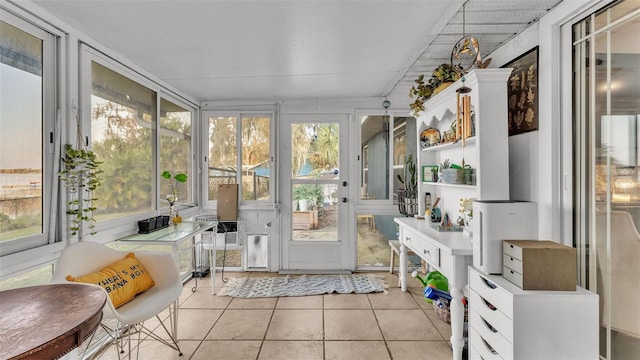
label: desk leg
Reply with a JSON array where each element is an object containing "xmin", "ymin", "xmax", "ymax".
[
  {"xmin": 399, "ymin": 243, "xmax": 408, "ymax": 292},
  {"xmin": 449, "ymin": 286, "xmax": 465, "ymax": 360},
  {"xmin": 211, "ymin": 248, "xmax": 217, "ymax": 295}
]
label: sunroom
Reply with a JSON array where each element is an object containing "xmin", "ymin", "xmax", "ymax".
[{"xmin": 1, "ymin": 0, "xmax": 639, "ymax": 359}]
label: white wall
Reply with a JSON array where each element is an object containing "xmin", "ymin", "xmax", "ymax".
[{"xmin": 488, "ymin": 0, "xmax": 609, "ymax": 243}]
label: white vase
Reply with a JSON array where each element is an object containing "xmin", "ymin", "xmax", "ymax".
[{"xmin": 298, "ymin": 199, "xmax": 309, "ymax": 211}]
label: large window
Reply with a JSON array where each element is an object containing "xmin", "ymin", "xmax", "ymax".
[
  {"xmin": 90, "ymin": 61, "xmax": 156, "ymax": 219},
  {"xmin": 206, "ymin": 113, "xmax": 272, "ymax": 204},
  {"xmin": 0, "ymin": 14, "xmax": 55, "ymax": 255},
  {"xmin": 84, "ymin": 52, "xmax": 196, "ymax": 228}
]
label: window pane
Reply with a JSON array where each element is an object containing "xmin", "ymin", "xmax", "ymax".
[
  {"xmin": 292, "ymin": 123, "xmax": 339, "ymax": 179},
  {"xmin": 360, "ymin": 115, "xmax": 389, "ymax": 200},
  {"xmin": 91, "ymin": 62, "xmax": 156, "ymax": 219},
  {"xmin": 241, "ymin": 116, "xmax": 270, "ymax": 201},
  {"xmin": 292, "ymin": 183, "xmax": 338, "ymax": 241},
  {"xmin": 0, "ymin": 21, "xmax": 43, "ymax": 242},
  {"xmin": 208, "ymin": 116, "xmax": 237, "ymax": 200},
  {"xmin": 160, "ymin": 98, "xmax": 192, "ymax": 204}
]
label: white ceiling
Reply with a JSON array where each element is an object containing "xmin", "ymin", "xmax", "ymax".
[{"xmin": 30, "ymin": 0, "xmax": 563, "ymax": 104}]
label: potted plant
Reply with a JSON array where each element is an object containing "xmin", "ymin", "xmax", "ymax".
[
  {"xmin": 397, "ymin": 154, "xmax": 418, "ymax": 216},
  {"xmin": 293, "ymin": 184, "xmax": 324, "ymax": 211},
  {"xmin": 440, "ymin": 159, "xmax": 464, "ymax": 184},
  {"xmin": 161, "ymin": 170, "xmax": 187, "ymax": 222},
  {"xmin": 59, "ymin": 144, "xmax": 103, "ymax": 236},
  {"xmin": 409, "ymin": 63, "xmax": 464, "ymax": 116}
]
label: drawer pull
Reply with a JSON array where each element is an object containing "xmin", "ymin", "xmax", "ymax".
[
  {"xmin": 406, "ymin": 237, "xmax": 411, "ymax": 242},
  {"xmin": 510, "ymin": 244, "xmax": 514, "ymax": 249},
  {"xmin": 481, "ymin": 277, "xmax": 497, "ymax": 289},
  {"xmin": 423, "ymin": 249, "xmax": 430, "ymax": 255},
  {"xmin": 481, "ymin": 296, "xmax": 497, "ymax": 311},
  {"xmin": 480, "ymin": 316, "xmax": 498, "ymax": 333},
  {"xmin": 481, "ymin": 338, "xmax": 498, "ymax": 355}
]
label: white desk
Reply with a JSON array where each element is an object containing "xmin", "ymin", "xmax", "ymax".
[{"xmin": 394, "ymin": 217, "xmax": 472, "ymax": 360}]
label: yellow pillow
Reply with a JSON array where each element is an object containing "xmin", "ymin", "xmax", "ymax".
[{"xmin": 67, "ymin": 253, "xmax": 155, "ymax": 308}]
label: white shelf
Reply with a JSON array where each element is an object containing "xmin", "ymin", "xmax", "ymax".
[
  {"xmin": 416, "ymin": 69, "xmax": 512, "ymax": 218},
  {"xmin": 421, "ymin": 137, "xmax": 476, "ymax": 152},
  {"xmin": 422, "ymin": 182, "xmax": 476, "ymax": 189}
]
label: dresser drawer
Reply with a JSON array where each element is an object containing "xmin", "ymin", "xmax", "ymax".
[
  {"xmin": 469, "ymin": 289, "xmax": 513, "ymax": 341},
  {"xmin": 502, "ymin": 266, "xmax": 523, "ymax": 288},
  {"xmin": 403, "ymin": 228, "xmax": 440, "ymax": 267},
  {"xmin": 469, "ymin": 309, "xmax": 513, "ymax": 359},
  {"xmin": 469, "ymin": 267, "xmax": 513, "ymax": 318},
  {"xmin": 469, "ymin": 327, "xmax": 505, "ymax": 360},
  {"xmin": 502, "ymin": 253, "xmax": 522, "ymax": 273},
  {"xmin": 502, "ymin": 241, "xmax": 523, "ymax": 260}
]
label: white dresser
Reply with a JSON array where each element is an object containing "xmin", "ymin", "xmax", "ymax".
[{"xmin": 468, "ymin": 266, "xmax": 598, "ymax": 360}]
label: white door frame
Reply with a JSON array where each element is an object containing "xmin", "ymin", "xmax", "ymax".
[{"xmin": 279, "ymin": 113, "xmax": 351, "ymax": 272}]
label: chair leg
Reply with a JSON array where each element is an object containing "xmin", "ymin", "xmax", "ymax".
[{"xmin": 389, "ymin": 247, "xmax": 395, "ymax": 274}]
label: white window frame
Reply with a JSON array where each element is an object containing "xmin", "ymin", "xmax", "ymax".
[
  {"xmin": 0, "ymin": 9, "xmax": 57, "ymax": 257},
  {"xmin": 201, "ymin": 110, "xmax": 276, "ymax": 211}
]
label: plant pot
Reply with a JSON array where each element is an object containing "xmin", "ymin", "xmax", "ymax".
[
  {"xmin": 138, "ymin": 219, "xmax": 155, "ymax": 232},
  {"xmin": 441, "ymin": 168, "xmax": 463, "ymax": 184},
  {"xmin": 397, "ymin": 190, "xmax": 418, "ymax": 217},
  {"xmin": 433, "ymin": 81, "xmax": 454, "ymax": 96},
  {"xmin": 298, "ymin": 199, "xmax": 309, "ymax": 212}
]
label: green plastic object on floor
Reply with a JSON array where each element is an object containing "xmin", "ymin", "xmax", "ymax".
[{"xmin": 411, "ymin": 270, "xmax": 449, "ymax": 303}]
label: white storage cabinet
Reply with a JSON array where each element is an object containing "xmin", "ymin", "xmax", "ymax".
[{"xmin": 468, "ymin": 266, "xmax": 598, "ymax": 359}]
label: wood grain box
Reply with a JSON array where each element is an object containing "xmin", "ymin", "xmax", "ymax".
[{"xmin": 502, "ymin": 240, "xmax": 577, "ymax": 291}]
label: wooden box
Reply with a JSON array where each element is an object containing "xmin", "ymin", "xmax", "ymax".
[
  {"xmin": 502, "ymin": 240, "xmax": 577, "ymax": 291},
  {"xmin": 292, "ymin": 210, "xmax": 318, "ymax": 230},
  {"xmin": 217, "ymin": 184, "xmax": 238, "ymax": 220}
]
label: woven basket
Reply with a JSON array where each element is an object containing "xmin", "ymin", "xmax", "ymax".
[{"xmin": 433, "ymin": 301, "xmax": 469, "ymax": 324}]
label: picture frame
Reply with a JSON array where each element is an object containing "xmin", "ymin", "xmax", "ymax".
[
  {"xmin": 422, "ymin": 165, "xmax": 439, "ymax": 183},
  {"xmin": 502, "ymin": 46, "xmax": 539, "ymax": 136}
]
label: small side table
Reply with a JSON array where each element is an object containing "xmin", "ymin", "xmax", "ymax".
[{"xmin": 0, "ymin": 283, "xmax": 106, "ymax": 360}]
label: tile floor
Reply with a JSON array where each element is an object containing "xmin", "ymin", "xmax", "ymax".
[{"xmin": 94, "ymin": 272, "xmax": 454, "ymax": 360}]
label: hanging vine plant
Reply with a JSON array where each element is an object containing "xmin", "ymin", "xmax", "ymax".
[{"xmin": 59, "ymin": 144, "xmax": 103, "ymax": 236}]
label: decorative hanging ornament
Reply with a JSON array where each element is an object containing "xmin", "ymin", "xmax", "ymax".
[{"xmin": 450, "ymin": 3, "xmax": 491, "ymax": 72}]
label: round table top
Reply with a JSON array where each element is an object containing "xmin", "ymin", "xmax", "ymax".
[{"xmin": 0, "ymin": 283, "xmax": 106, "ymax": 360}]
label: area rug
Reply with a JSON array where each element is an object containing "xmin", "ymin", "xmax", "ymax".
[{"xmin": 217, "ymin": 274, "xmax": 388, "ymax": 298}]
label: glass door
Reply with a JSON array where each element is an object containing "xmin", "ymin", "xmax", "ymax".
[
  {"xmin": 573, "ymin": 1, "xmax": 640, "ymax": 358},
  {"xmin": 280, "ymin": 114, "xmax": 349, "ymax": 271}
]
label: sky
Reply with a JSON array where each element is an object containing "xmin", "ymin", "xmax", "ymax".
[{"xmin": 0, "ymin": 63, "xmax": 42, "ymax": 170}]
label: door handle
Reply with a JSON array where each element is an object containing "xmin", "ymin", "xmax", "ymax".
[{"xmin": 341, "ymin": 197, "xmax": 347, "ymax": 203}]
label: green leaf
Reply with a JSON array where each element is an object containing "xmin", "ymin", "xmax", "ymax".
[{"xmin": 174, "ymin": 173, "xmax": 188, "ymax": 183}]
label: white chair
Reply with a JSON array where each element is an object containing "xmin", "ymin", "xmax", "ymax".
[
  {"xmin": 596, "ymin": 210, "xmax": 640, "ymax": 338},
  {"xmin": 51, "ymin": 242, "xmax": 184, "ymax": 358}
]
